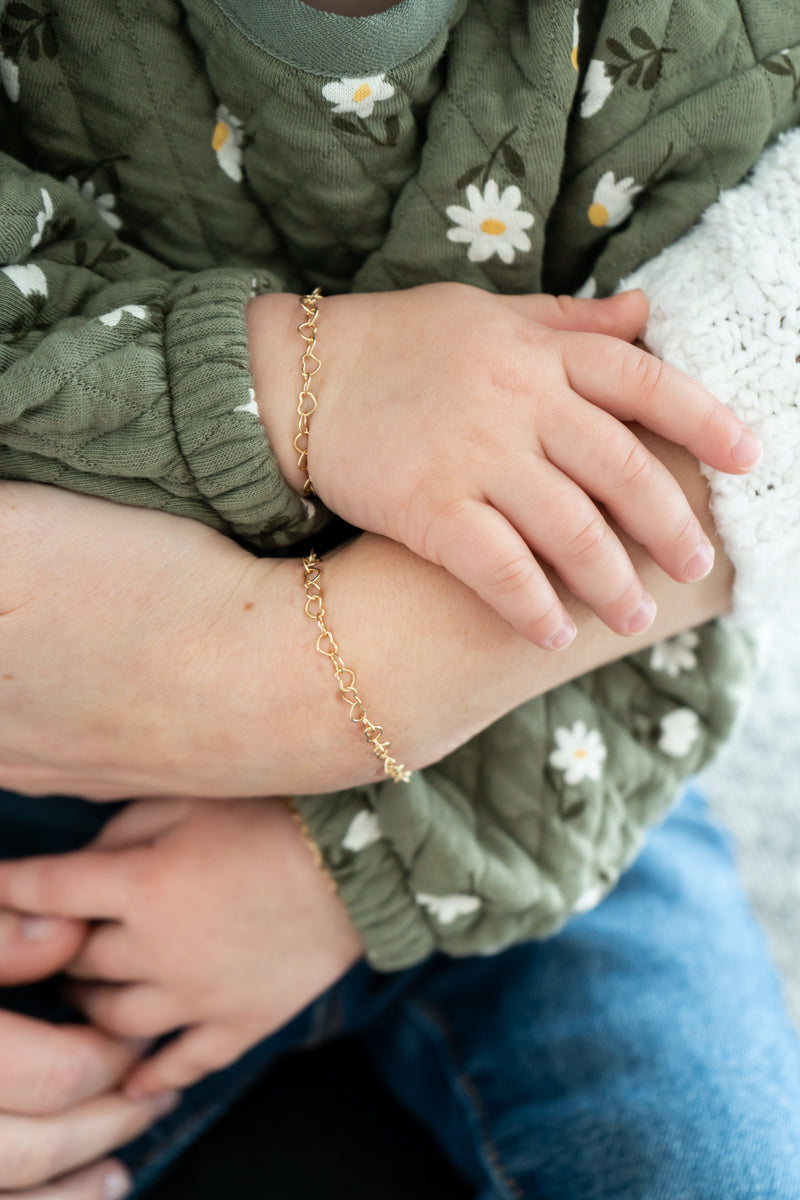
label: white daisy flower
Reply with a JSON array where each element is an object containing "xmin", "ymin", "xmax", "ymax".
[
  {"xmin": 2, "ymin": 263, "xmax": 47, "ymax": 298},
  {"xmin": 650, "ymin": 631, "xmax": 699, "ymax": 677},
  {"xmin": 549, "ymin": 719, "xmax": 607, "ymax": 785},
  {"xmin": 659, "ymin": 708, "xmax": 700, "ymax": 757},
  {"xmin": 66, "ymin": 176, "xmax": 122, "ymax": 231},
  {"xmin": 446, "ymin": 180, "xmax": 535, "ymax": 265},
  {"xmin": 580, "ymin": 59, "xmax": 614, "ymax": 118},
  {"xmin": 571, "ymin": 9, "xmax": 580, "ymax": 71},
  {"xmin": 342, "ymin": 810, "xmax": 382, "ymax": 853},
  {"xmin": 213, "ymin": 105, "xmax": 245, "ymax": 183},
  {"xmin": 234, "ymin": 387, "xmax": 259, "ymax": 417},
  {"xmin": 588, "ymin": 171, "xmax": 643, "ymax": 228},
  {"xmin": 415, "ymin": 892, "xmax": 482, "ymax": 925},
  {"xmin": 321, "ymin": 73, "xmax": 394, "ymax": 119},
  {"xmin": 98, "ymin": 304, "xmax": 148, "ymax": 327},
  {"xmin": 574, "ymin": 275, "xmax": 597, "ymax": 298},
  {"xmin": 0, "ymin": 52, "xmax": 19, "ymax": 102},
  {"xmin": 29, "ymin": 188, "xmax": 54, "ymax": 249},
  {"xmin": 573, "ymin": 883, "xmax": 605, "ymax": 913}
]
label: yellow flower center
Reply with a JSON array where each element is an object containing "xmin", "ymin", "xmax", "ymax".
[
  {"xmin": 571, "ymin": 45, "xmax": 579, "ymax": 71},
  {"xmin": 212, "ymin": 121, "xmax": 230, "ymax": 151},
  {"xmin": 352, "ymin": 83, "xmax": 372, "ymax": 102},
  {"xmin": 480, "ymin": 217, "xmax": 507, "ymax": 237},
  {"xmin": 588, "ymin": 202, "xmax": 609, "ymax": 227},
  {"xmin": 574, "ymin": 748, "xmax": 588, "ymax": 758}
]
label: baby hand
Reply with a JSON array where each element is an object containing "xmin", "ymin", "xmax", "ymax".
[
  {"xmin": 0, "ymin": 797, "xmax": 363, "ymax": 1097},
  {"xmin": 251, "ymin": 284, "xmax": 761, "ymax": 648}
]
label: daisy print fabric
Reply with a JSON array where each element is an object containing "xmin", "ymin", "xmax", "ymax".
[
  {"xmin": 588, "ymin": 171, "xmax": 642, "ymax": 228},
  {"xmin": 213, "ymin": 105, "xmax": 245, "ymax": 182},
  {"xmin": 549, "ymin": 720, "xmax": 607, "ymax": 785},
  {"xmin": 446, "ymin": 180, "xmax": 534, "ymax": 264},
  {"xmin": 322, "ymin": 73, "xmax": 394, "ymax": 119}
]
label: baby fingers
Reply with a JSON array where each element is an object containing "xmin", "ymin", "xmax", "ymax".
[
  {"xmin": 491, "ymin": 465, "xmax": 658, "ymax": 638},
  {"xmin": 540, "ymin": 403, "xmax": 716, "ymax": 588},
  {"xmin": 66, "ymin": 982, "xmax": 183, "ymax": 1041},
  {"xmin": 429, "ymin": 500, "xmax": 578, "ymax": 648},
  {"xmin": 67, "ymin": 925, "xmax": 139, "ymax": 984},
  {"xmin": 564, "ymin": 334, "xmax": 762, "ymax": 474},
  {"xmin": 124, "ymin": 1024, "xmax": 248, "ymax": 1100}
]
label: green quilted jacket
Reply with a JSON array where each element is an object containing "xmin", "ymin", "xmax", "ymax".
[{"xmin": 1, "ymin": 0, "xmax": 795, "ymax": 968}]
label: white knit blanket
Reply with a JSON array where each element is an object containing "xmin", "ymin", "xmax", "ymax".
[{"xmin": 622, "ymin": 129, "xmax": 800, "ymax": 626}]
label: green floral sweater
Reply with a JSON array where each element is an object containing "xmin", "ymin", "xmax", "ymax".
[{"xmin": 1, "ymin": 0, "xmax": 796, "ymax": 968}]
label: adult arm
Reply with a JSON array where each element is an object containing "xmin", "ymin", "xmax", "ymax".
[{"xmin": 0, "ymin": 423, "xmax": 731, "ymax": 804}]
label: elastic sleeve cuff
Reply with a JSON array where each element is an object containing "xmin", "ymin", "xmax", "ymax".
[
  {"xmin": 165, "ymin": 269, "xmax": 325, "ymax": 548},
  {"xmin": 291, "ymin": 786, "xmax": 436, "ymax": 971}
]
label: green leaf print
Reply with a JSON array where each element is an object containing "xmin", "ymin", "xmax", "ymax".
[
  {"xmin": 763, "ymin": 52, "xmax": 800, "ymax": 102},
  {"xmin": 0, "ymin": 0, "xmax": 58, "ymax": 64},
  {"xmin": 604, "ymin": 28, "xmax": 675, "ymax": 92},
  {"xmin": 456, "ymin": 127, "xmax": 526, "ymax": 193}
]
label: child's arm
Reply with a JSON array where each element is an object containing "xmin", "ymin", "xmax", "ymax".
[
  {"xmin": 0, "ymin": 795, "xmax": 364, "ymax": 1098},
  {"xmin": 249, "ymin": 284, "xmax": 759, "ymax": 647}
]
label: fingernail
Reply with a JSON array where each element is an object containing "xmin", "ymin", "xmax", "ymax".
[
  {"xmin": 731, "ymin": 428, "xmax": 762, "ymax": 470},
  {"xmin": 626, "ymin": 595, "xmax": 657, "ymax": 634},
  {"xmin": 684, "ymin": 542, "xmax": 715, "ymax": 582},
  {"xmin": 21, "ymin": 915, "xmax": 64, "ymax": 940},
  {"xmin": 103, "ymin": 1166, "xmax": 132, "ymax": 1200},
  {"xmin": 150, "ymin": 1089, "xmax": 181, "ymax": 1117},
  {"xmin": 546, "ymin": 617, "xmax": 577, "ymax": 650}
]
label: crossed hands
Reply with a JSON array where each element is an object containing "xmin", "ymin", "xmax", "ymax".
[{"xmin": 0, "ymin": 796, "xmax": 364, "ymax": 1199}]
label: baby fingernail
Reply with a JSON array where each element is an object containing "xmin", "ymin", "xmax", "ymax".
[
  {"xmin": 731, "ymin": 428, "xmax": 762, "ymax": 469},
  {"xmin": 547, "ymin": 617, "xmax": 577, "ymax": 650},
  {"xmin": 103, "ymin": 1166, "xmax": 132, "ymax": 1200},
  {"xmin": 684, "ymin": 543, "xmax": 714, "ymax": 581},
  {"xmin": 626, "ymin": 595, "xmax": 656, "ymax": 634},
  {"xmin": 21, "ymin": 915, "xmax": 64, "ymax": 940}
]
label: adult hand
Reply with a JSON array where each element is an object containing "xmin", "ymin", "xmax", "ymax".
[
  {"xmin": 0, "ymin": 795, "xmax": 364, "ymax": 1099},
  {"xmin": 0, "ymin": 905, "xmax": 176, "ymax": 1198}
]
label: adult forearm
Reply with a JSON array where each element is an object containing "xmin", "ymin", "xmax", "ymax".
[{"xmin": 252, "ymin": 426, "xmax": 732, "ymax": 793}]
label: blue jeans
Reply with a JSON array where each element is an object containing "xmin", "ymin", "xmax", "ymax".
[{"xmin": 2, "ymin": 785, "xmax": 800, "ymax": 1198}]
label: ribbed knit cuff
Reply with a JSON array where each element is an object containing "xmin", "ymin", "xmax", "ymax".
[{"xmin": 166, "ymin": 269, "xmax": 325, "ymax": 549}]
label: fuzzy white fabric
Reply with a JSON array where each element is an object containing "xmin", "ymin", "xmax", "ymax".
[{"xmin": 621, "ymin": 129, "xmax": 800, "ymax": 626}]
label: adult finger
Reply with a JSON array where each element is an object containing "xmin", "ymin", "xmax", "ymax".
[
  {"xmin": 124, "ymin": 1024, "xmax": 245, "ymax": 1099},
  {"xmin": 564, "ymin": 333, "xmax": 762, "ymax": 474},
  {"xmin": 0, "ymin": 1158, "xmax": 131, "ymax": 1200},
  {"xmin": 498, "ymin": 288, "xmax": 649, "ymax": 341},
  {"xmin": 0, "ymin": 852, "xmax": 126, "ymax": 921},
  {"xmin": 0, "ymin": 1011, "xmax": 146, "ymax": 1115},
  {"xmin": 428, "ymin": 497, "xmax": 577, "ymax": 648},
  {"xmin": 541, "ymin": 401, "xmax": 715, "ymax": 586},
  {"xmin": 0, "ymin": 908, "xmax": 87, "ymax": 985},
  {"xmin": 0, "ymin": 1091, "xmax": 178, "ymax": 1191}
]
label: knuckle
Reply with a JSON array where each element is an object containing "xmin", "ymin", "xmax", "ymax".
[
  {"xmin": 564, "ymin": 513, "xmax": 608, "ymax": 563},
  {"xmin": 35, "ymin": 1044, "xmax": 90, "ymax": 1111},
  {"xmin": 5, "ymin": 1121, "xmax": 63, "ymax": 1189},
  {"xmin": 485, "ymin": 554, "xmax": 537, "ymax": 599},
  {"xmin": 616, "ymin": 440, "xmax": 653, "ymax": 492},
  {"xmin": 623, "ymin": 347, "xmax": 665, "ymax": 406}
]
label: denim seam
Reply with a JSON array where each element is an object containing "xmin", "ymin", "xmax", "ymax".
[{"xmin": 405, "ymin": 997, "xmax": 524, "ymax": 1200}]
